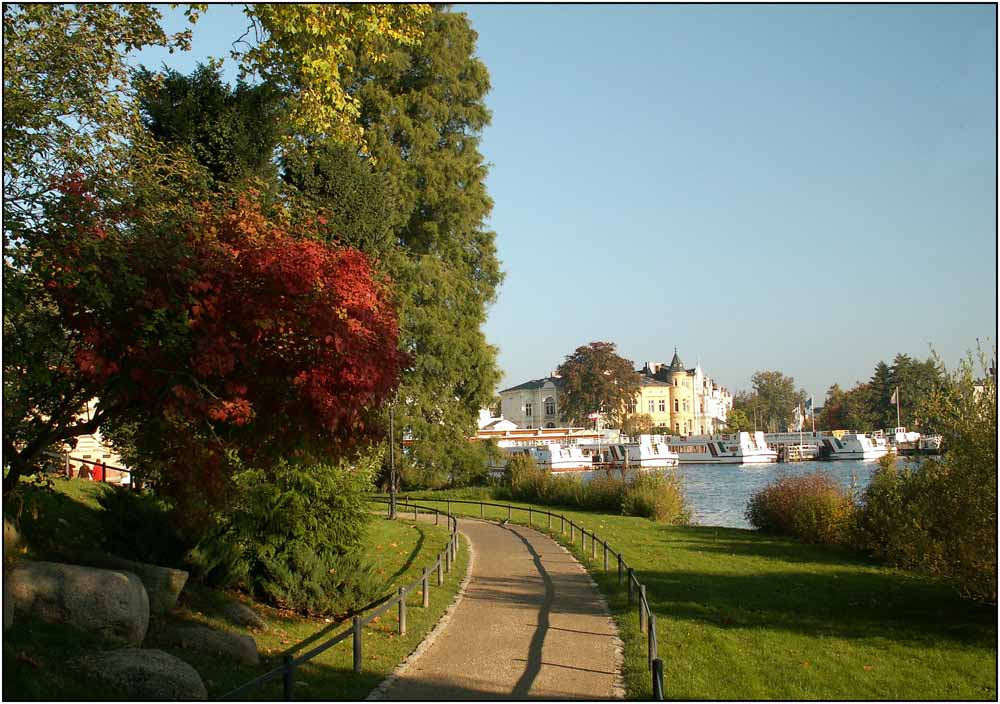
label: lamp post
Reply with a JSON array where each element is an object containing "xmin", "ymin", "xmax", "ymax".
[{"xmin": 389, "ymin": 397, "xmax": 396, "ymax": 520}]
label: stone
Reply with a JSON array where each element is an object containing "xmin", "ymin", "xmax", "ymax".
[
  {"xmin": 7, "ymin": 560, "xmax": 149, "ymax": 645},
  {"xmin": 220, "ymin": 600, "xmax": 267, "ymax": 631},
  {"xmin": 3, "ymin": 574, "xmax": 12, "ymax": 633},
  {"xmin": 156, "ymin": 623, "xmax": 260, "ymax": 665},
  {"xmin": 50, "ymin": 548, "xmax": 188, "ymax": 616},
  {"xmin": 4, "ymin": 517, "xmax": 21, "ymax": 556},
  {"xmin": 79, "ymin": 648, "xmax": 206, "ymax": 700}
]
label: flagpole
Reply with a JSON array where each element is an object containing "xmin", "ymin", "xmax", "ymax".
[{"xmin": 896, "ymin": 386, "xmax": 900, "ymax": 428}]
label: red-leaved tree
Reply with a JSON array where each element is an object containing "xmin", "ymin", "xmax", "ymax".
[{"xmin": 5, "ymin": 176, "xmax": 403, "ymax": 504}]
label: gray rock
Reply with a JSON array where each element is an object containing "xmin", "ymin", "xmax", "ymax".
[
  {"xmin": 220, "ymin": 600, "xmax": 267, "ymax": 631},
  {"xmin": 156, "ymin": 623, "xmax": 260, "ymax": 665},
  {"xmin": 50, "ymin": 548, "xmax": 188, "ymax": 616},
  {"xmin": 3, "ymin": 575, "xmax": 12, "ymax": 633},
  {"xmin": 4, "ymin": 517, "xmax": 21, "ymax": 556},
  {"xmin": 80, "ymin": 648, "xmax": 206, "ymax": 700},
  {"xmin": 7, "ymin": 560, "xmax": 149, "ymax": 645}
]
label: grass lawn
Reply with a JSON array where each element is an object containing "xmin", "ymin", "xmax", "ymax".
[
  {"xmin": 402, "ymin": 489, "xmax": 997, "ymax": 701},
  {"xmin": 3, "ymin": 480, "xmax": 469, "ymax": 701}
]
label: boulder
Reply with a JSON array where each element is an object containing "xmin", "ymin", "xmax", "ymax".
[
  {"xmin": 50, "ymin": 548, "xmax": 188, "ymax": 616},
  {"xmin": 156, "ymin": 623, "xmax": 260, "ymax": 665},
  {"xmin": 7, "ymin": 560, "xmax": 149, "ymax": 645},
  {"xmin": 3, "ymin": 574, "xmax": 12, "ymax": 633},
  {"xmin": 79, "ymin": 648, "xmax": 206, "ymax": 700},
  {"xmin": 220, "ymin": 600, "xmax": 267, "ymax": 631},
  {"xmin": 4, "ymin": 517, "xmax": 21, "ymax": 556}
]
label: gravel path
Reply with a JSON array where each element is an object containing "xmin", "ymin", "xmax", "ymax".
[{"xmin": 375, "ymin": 517, "xmax": 623, "ymax": 700}]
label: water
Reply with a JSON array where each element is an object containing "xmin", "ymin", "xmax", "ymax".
[{"xmin": 573, "ymin": 459, "xmax": 912, "ymax": 529}]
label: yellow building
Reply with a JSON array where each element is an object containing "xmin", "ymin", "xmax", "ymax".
[{"xmin": 627, "ymin": 349, "xmax": 733, "ymax": 435}]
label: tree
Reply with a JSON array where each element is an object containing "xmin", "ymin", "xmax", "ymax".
[
  {"xmin": 333, "ymin": 8, "xmax": 503, "ymax": 486},
  {"xmin": 236, "ymin": 4, "xmax": 431, "ymax": 150},
  {"xmin": 5, "ymin": 180, "xmax": 404, "ymax": 505},
  {"xmin": 721, "ymin": 408, "xmax": 752, "ymax": 433},
  {"xmin": 749, "ymin": 371, "xmax": 807, "ymax": 432},
  {"xmin": 135, "ymin": 63, "xmax": 286, "ymax": 188},
  {"xmin": 622, "ymin": 413, "xmax": 653, "ymax": 437},
  {"xmin": 556, "ymin": 342, "xmax": 640, "ymax": 427}
]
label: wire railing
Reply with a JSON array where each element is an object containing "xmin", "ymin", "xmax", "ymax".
[
  {"xmin": 384, "ymin": 496, "xmax": 666, "ymax": 700},
  {"xmin": 218, "ymin": 498, "xmax": 460, "ymax": 701}
]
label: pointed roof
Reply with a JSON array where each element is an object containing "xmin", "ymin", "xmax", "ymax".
[{"xmin": 668, "ymin": 348, "xmax": 685, "ymax": 373}]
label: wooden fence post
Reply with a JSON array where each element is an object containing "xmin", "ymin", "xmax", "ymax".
[
  {"xmin": 437, "ymin": 556, "xmax": 443, "ymax": 586},
  {"xmin": 652, "ymin": 658, "xmax": 664, "ymax": 700},
  {"xmin": 528, "ymin": 507, "xmax": 532, "ymax": 526},
  {"xmin": 547, "ymin": 512, "xmax": 552, "ymax": 530},
  {"xmin": 570, "ymin": 523, "xmax": 575, "ymax": 542},
  {"xmin": 353, "ymin": 616, "xmax": 363, "ymax": 674},
  {"xmin": 480, "ymin": 502, "xmax": 484, "ymax": 518},
  {"xmin": 560, "ymin": 515, "xmax": 564, "ymax": 534},
  {"xmin": 398, "ymin": 587, "xmax": 407, "ymax": 635},
  {"xmin": 435, "ymin": 510, "xmax": 439, "ymax": 526},
  {"xmin": 507, "ymin": 504, "xmax": 511, "ymax": 521},
  {"xmin": 603, "ymin": 541, "xmax": 608, "ymax": 571},
  {"xmin": 618, "ymin": 554, "xmax": 623, "ymax": 585},
  {"xmin": 422, "ymin": 567, "xmax": 430, "ymax": 608},
  {"xmin": 282, "ymin": 654, "xmax": 294, "ymax": 700},
  {"xmin": 628, "ymin": 568, "xmax": 635, "ymax": 604},
  {"xmin": 445, "ymin": 544, "xmax": 451, "ymax": 573},
  {"xmin": 591, "ymin": 533, "xmax": 597, "ymax": 560},
  {"xmin": 639, "ymin": 585, "xmax": 648, "ymax": 632},
  {"xmin": 447, "ymin": 499, "xmax": 451, "ymax": 516}
]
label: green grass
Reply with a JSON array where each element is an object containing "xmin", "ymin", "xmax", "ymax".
[
  {"xmin": 4, "ymin": 482, "xmax": 470, "ymax": 701},
  {"xmin": 403, "ymin": 490, "xmax": 997, "ymax": 701}
]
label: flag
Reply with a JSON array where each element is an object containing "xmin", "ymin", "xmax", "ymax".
[
  {"xmin": 804, "ymin": 396, "xmax": 813, "ymax": 412},
  {"xmin": 890, "ymin": 388, "xmax": 897, "ymax": 405},
  {"xmin": 587, "ymin": 412, "xmax": 600, "ymax": 420}
]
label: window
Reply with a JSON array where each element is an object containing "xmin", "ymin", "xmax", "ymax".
[
  {"xmin": 675, "ymin": 423, "xmax": 680, "ymax": 432},
  {"xmin": 525, "ymin": 402, "xmax": 533, "ymax": 417},
  {"xmin": 544, "ymin": 397, "xmax": 556, "ymax": 416},
  {"xmin": 683, "ymin": 400, "xmax": 688, "ymax": 411},
  {"xmin": 626, "ymin": 399, "xmax": 637, "ymax": 414},
  {"xmin": 648, "ymin": 400, "xmax": 655, "ymax": 413},
  {"xmin": 674, "ymin": 399, "xmax": 679, "ymax": 412},
  {"xmin": 658, "ymin": 399, "xmax": 666, "ymax": 413}
]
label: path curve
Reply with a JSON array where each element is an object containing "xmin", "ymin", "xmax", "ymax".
[{"xmin": 373, "ymin": 517, "xmax": 623, "ymax": 700}]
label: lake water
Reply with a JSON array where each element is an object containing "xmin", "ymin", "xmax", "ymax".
[{"xmin": 573, "ymin": 459, "xmax": 909, "ymax": 528}]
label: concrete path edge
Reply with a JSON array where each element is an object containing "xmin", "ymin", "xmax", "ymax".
[{"xmin": 365, "ymin": 531, "xmax": 476, "ymax": 701}]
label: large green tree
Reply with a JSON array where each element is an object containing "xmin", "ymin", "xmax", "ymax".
[
  {"xmin": 331, "ymin": 8, "xmax": 503, "ymax": 486},
  {"xmin": 748, "ymin": 371, "xmax": 807, "ymax": 432},
  {"xmin": 556, "ymin": 342, "xmax": 640, "ymax": 427}
]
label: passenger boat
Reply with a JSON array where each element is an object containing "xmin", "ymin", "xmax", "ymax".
[
  {"xmin": 497, "ymin": 443, "xmax": 594, "ymax": 472},
  {"xmin": 660, "ymin": 431, "xmax": 778, "ymax": 464},
  {"xmin": 816, "ymin": 433, "xmax": 889, "ymax": 461},
  {"xmin": 882, "ymin": 427, "xmax": 943, "ymax": 456},
  {"xmin": 579, "ymin": 435, "xmax": 679, "ymax": 468},
  {"xmin": 763, "ymin": 432, "xmax": 824, "ymax": 462}
]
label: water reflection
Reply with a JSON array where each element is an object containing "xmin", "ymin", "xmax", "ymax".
[{"xmin": 571, "ymin": 459, "xmax": 913, "ymax": 528}]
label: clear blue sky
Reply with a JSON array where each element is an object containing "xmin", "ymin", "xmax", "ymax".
[{"xmin": 139, "ymin": 4, "xmax": 997, "ymax": 399}]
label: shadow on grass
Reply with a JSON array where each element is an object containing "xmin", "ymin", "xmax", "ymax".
[
  {"xmin": 617, "ymin": 565, "xmax": 996, "ymax": 649},
  {"xmin": 6, "ymin": 478, "xmax": 110, "ymax": 559},
  {"xmin": 383, "ymin": 523, "xmax": 427, "ymax": 587}
]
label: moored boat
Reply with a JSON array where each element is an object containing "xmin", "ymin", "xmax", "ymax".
[
  {"xmin": 816, "ymin": 432, "xmax": 888, "ymax": 461},
  {"xmin": 660, "ymin": 431, "xmax": 778, "ymax": 464},
  {"xmin": 496, "ymin": 443, "xmax": 594, "ymax": 472},
  {"xmin": 579, "ymin": 434, "xmax": 680, "ymax": 468}
]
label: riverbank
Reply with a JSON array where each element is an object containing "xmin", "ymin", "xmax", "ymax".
[{"xmin": 405, "ymin": 490, "xmax": 997, "ymax": 700}]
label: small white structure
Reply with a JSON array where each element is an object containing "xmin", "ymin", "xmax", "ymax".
[{"xmin": 477, "ymin": 409, "xmax": 517, "ymax": 432}]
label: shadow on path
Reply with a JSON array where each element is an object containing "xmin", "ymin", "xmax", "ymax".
[{"xmin": 505, "ymin": 525, "xmax": 555, "ymax": 698}]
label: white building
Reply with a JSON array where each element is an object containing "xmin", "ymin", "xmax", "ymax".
[{"xmin": 498, "ymin": 376, "xmax": 564, "ymax": 429}]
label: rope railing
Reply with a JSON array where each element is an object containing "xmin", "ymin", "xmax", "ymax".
[
  {"xmin": 218, "ymin": 498, "xmax": 460, "ymax": 701},
  {"xmin": 382, "ymin": 496, "xmax": 665, "ymax": 700}
]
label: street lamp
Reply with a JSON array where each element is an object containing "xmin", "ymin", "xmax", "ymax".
[{"xmin": 389, "ymin": 396, "xmax": 397, "ymax": 520}]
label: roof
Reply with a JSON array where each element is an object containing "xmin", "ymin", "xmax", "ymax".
[
  {"xmin": 499, "ymin": 376, "xmax": 563, "ymax": 394},
  {"xmin": 637, "ymin": 374, "xmax": 671, "ymax": 387},
  {"xmin": 667, "ymin": 348, "xmax": 685, "ymax": 373}
]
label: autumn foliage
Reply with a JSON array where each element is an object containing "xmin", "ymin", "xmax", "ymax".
[{"xmin": 40, "ymin": 176, "xmax": 403, "ymax": 491}]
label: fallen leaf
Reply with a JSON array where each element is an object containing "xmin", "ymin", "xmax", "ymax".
[
  {"xmin": 863, "ymin": 665, "xmax": 874, "ymax": 671},
  {"xmin": 802, "ymin": 661, "xmax": 810, "ymax": 668}
]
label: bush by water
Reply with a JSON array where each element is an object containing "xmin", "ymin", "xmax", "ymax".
[{"xmin": 745, "ymin": 471, "xmax": 854, "ymax": 544}]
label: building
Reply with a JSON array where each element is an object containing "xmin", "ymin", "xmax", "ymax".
[
  {"xmin": 499, "ymin": 376, "xmax": 564, "ymax": 429},
  {"xmin": 498, "ymin": 349, "xmax": 733, "ymax": 435}
]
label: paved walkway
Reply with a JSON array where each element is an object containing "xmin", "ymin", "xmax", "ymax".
[{"xmin": 376, "ymin": 517, "xmax": 623, "ymax": 700}]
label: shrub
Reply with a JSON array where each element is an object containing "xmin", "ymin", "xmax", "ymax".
[
  {"xmin": 854, "ymin": 350, "xmax": 997, "ymax": 603},
  {"xmin": 622, "ymin": 472, "xmax": 691, "ymax": 524},
  {"xmin": 188, "ymin": 454, "xmax": 382, "ymax": 615},
  {"xmin": 96, "ymin": 487, "xmax": 193, "ymax": 567},
  {"xmin": 745, "ymin": 471, "xmax": 854, "ymax": 545}
]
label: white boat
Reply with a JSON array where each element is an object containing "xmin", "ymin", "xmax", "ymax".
[
  {"xmin": 660, "ymin": 431, "xmax": 778, "ymax": 464},
  {"xmin": 883, "ymin": 426, "xmax": 943, "ymax": 456},
  {"xmin": 579, "ymin": 434, "xmax": 679, "ymax": 468},
  {"xmin": 763, "ymin": 432, "xmax": 824, "ymax": 462},
  {"xmin": 816, "ymin": 433, "xmax": 889, "ymax": 461},
  {"xmin": 498, "ymin": 443, "xmax": 594, "ymax": 472}
]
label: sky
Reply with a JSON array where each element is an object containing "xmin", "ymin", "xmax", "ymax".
[{"xmin": 138, "ymin": 3, "xmax": 997, "ymax": 400}]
